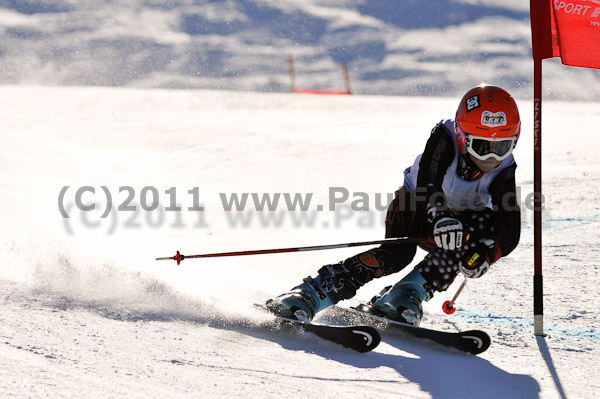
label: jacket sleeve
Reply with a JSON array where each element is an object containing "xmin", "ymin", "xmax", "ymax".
[
  {"xmin": 416, "ymin": 123, "xmax": 456, "ymax": 208},
  {"xmin": 488, "ymin": 163, "xmax": 521, "ymax": 259}
]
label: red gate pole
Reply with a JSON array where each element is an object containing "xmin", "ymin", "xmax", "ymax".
[{"xmin": 533, "ymin": 57, "xmax": 545, "ymax": 336}]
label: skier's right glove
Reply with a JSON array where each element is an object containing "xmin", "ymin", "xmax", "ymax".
[
  {"xmin": 428, "ymin": 204, "xmax": 464, "ymax": 251},
  {"xmin": 432, "ymin": 216, "xmax": 464, "ymax": 251},
  {"xmin": 427, "ymin": 200, "xmax": 464, "ymax": 251}
]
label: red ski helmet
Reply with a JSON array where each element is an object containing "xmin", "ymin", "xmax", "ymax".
[{"xmin": 455, "ymin": 85, "xmax": 521, "ymax": 161}]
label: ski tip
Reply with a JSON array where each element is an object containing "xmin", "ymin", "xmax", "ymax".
[
  {"xmin": 254, "ymin": 303, "xmax": 381, "ymax": 353},
  {"xmin": 459, "ymin": 330, "xmax": 491, "ymax": 355},
  {"xmin": 350, "ymin": 326, "xmax": 381, "ymax": 352}
]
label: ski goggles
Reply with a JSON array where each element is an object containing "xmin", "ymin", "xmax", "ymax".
[{"xmin": 465, "ymin": 135, "xmax": 517, "ymax": 161}]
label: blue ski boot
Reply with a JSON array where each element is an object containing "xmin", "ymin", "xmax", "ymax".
[
  {"xmin": 368, "ymin": 269, "xmax": 432, "ymax": 326},
  {"xmin": 265, "ymin": 276, "xmax": 333, "ymax": 322}
]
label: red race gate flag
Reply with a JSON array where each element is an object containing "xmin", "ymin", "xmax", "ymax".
[
  {"xmin": 531, "ymin": 0, "xmax": 600, "ymax": 68},
  {"xmin": 530, "ymin": 0, "xmax": 600, "ymax": 337}
]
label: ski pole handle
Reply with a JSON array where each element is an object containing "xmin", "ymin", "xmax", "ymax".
[{"xmin": 442, "ymin": 277, "xmax": 468, "ymax": 314}]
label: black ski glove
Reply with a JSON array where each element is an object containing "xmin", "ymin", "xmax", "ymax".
[{"xmin": 460, "ymin": 239, "xmax": 496, "ymax": 278}]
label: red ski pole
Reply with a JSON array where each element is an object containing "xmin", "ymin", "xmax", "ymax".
[
  {"xmin": 156, "ymin": 236, "xmax": 426, "ymax": 265},
  {"xmin": 442, "ymin": 277, "xmax": 468, "ymax": 315}
]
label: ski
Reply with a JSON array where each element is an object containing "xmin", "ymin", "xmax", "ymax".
[
  {"xmin": 255, "ymin": 304, "xmax": 381, "ymax": 353},
  {"xmin": 327, "ymin": 305, "xmax": 491, "ymax": 355}
]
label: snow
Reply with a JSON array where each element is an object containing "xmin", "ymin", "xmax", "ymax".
[
  {"xmin": 0, "ymin": 0, "xmax": 599, "ymax": 100},
  {"xmin": 1, "ymin": 86, "xmax": 598, "ymax": 398},
  {"xmin": 2, "ymin": 0, "xmax": 600, "ymax": 397}
]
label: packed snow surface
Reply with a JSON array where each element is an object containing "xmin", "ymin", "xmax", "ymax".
[
  {"xmin": 0, "ymin": 86, "xmax": 598, "ymax": 398},
  {"xmin": 1, "ymin": 0, "xmax": 599, "ymax": 100}
]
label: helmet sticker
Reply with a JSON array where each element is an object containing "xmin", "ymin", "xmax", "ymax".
[
  {"xmin": 466, "ymin": 95, "xmax": 480, "ymax": 112},
  {"xmin": 481, "ymin": 111, "xmax": 507, "ymax": 127}
]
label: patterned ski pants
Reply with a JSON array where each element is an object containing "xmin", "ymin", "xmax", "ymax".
[{"xmin": 317, "ymin": 187, "xmax": 493, "ymax": 303}]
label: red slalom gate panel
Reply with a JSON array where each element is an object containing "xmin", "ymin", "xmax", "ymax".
[{"xmin": 292, "ymin": 89, "xmax": 351, "ymax": 95}]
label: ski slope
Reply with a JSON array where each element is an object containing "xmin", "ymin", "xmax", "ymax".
[
  {"xmin": 1, "ymin": 0, "xmax": 600, "ymax": 100},
  {"xmin": 0, "ymin": 86, "xmax": 598, "ymax": 398}
]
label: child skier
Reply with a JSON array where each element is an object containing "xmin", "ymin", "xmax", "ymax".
[{"xmin": 265, "ymin": 84, "xmax": 521, "ymax": 326}]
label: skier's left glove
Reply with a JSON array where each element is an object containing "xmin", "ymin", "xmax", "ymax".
[{"xmin": 460, "ymin": 239, "xmax": 499, "ymax": 278}]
